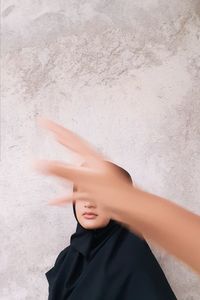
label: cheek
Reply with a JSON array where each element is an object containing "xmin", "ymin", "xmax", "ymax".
[
  {"xmin": 97, "ymin": 210, "xmax": 109, "ymax": 222},
  {"xmin": 75, "ymin": 203, "xmax": 84, "ymax": 222},
  {"xmin": 75, "ymin": 201, "xmax": 84, "ymax": 213},
  {"xmin": 97, "ymin": 216, "xmax": 110, "ymax": 227}
]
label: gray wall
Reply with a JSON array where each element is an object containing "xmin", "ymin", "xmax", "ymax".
[{"xmin": 1, "ymin": 1, "xmax": 200, "ymax": 299}]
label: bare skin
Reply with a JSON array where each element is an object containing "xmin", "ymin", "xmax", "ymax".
[
  {"xmin": 36, "ymin": 118, "xmax": 200, "ymax": 274},
  {"xmin": 75, "ymin": 198, "xmax": 110, "ymax": 230}
]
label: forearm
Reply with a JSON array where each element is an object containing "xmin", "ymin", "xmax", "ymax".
[{"xmin": 115, "ymin": 187, "xmax": 200, "ymax": 274}]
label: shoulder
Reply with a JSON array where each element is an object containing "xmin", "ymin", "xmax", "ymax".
[
  {"xmin": 119, "ymin": 228, "xmax": 149, "ymax": 253},
  {"xmin": 54, "ymin": 245, "xmax": 71, "ymax": 265},
  {"xmin": 115, "ymin": 229, "xmax": 156, "ymax": 267}
]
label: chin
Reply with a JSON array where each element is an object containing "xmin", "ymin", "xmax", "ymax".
[{"xmin": 82, "ymin": 221, "xmax": 100, "ymax": 230}]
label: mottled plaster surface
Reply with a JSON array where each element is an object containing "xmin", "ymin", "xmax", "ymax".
[{"xmin": 1, "ymin": 1, "xmax": 200, "ymax": 299}]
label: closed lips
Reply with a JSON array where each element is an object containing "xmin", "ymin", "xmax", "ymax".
[{"xmin": 83, "ymin": 212, "xmax": 98, "ymax": 216}]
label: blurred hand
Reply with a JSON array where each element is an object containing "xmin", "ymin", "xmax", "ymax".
[{"xmin": 36, "ymin": 118, "xmax": 135, "ymax": 219}]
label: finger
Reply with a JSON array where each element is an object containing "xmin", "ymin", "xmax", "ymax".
[
  {"xmin": 35, "ymin": 160, "xmax": 99, "ymax": 186},
  {"xmin": 56, "ymin": 135, "xmax": 105, "ymax": 169},
  {"xmin": 38, "ymin": 118, "xmax": 104, "ymax": 168},
  {"xmin": 35, "ymin": 159, "xmax": 125, "ymax": 190},
  {"xmin": 48, "ymin": 192, "xmax": 90, "ymax": 206}
]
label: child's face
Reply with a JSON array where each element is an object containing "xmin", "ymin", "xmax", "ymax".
[{"xmin": 75, "ymin": 199, "xmax": 110, "ymax": 230}]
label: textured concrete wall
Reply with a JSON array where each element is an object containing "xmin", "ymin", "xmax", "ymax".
[{"xmin": 1, "ymin": 1, "xmax": 200, "ymax": 299}]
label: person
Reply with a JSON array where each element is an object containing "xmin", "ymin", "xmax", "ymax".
[
  {"xmin": 46, "ymin": 164, "xmax": 177, "ymax": 300},
  {"xmin": 36, "ymin": 118, "xmax": 200, "ymax": 274}
]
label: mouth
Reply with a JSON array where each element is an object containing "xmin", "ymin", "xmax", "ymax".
[{"xmin": 83, "ymin": 212, "xmax": 98, "ymax": 220}]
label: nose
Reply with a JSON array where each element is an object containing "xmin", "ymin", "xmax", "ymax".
[{"xmin": 84, "ymin": 200, "xmax": 96, "ymax": 209}]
